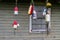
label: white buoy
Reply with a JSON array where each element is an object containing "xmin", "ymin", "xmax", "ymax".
[{"xmin": 14, "ymin": 6, "xmax": 18, "ymax": 15}]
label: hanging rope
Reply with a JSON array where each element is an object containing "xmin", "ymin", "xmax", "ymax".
[
  {"xmin": 16, "ymin": 0, "xmax": 17, "ymax": 6},
  {"xmin": 46, "ymin": 0, "xmax": 48, "ymax": 3}
]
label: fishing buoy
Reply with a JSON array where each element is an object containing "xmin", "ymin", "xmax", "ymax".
[{"xmin": 14, "ymin": 6, "xmax": 18, "ymax": 15}]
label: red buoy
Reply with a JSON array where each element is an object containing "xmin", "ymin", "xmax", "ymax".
[
  {"xmin": 12, "ymin": 20, "xmax": 20, "ymax": 29},
  {"xmin": 14, "ymin": 6, "xmax": 18, "ymax": 15}
]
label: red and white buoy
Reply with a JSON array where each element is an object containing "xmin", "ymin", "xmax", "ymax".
[
  {"xmin": 14, "ymin": 6, "xmax": 18, "ymax": 15},
  {"xmin": 12, "ymin": 20, "xmax": 20, "ymax": 29}
]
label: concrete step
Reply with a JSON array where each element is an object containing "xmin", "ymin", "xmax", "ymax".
[
  {"xmin": 51, "ymin": 19, "xmax": 60, "ymax": 21},
  {"xmin": 51, "ymin": 20, "xmax": 60, "ymax": 22},
  {"xmin": 0, "ymin": 5, "xmax": 28, "ymax": 10},
  {"xmin": 0, "ymin": 27, "xmax": 28, "ymax": 30},
  {"xmin": 0, "ymin": 12, "xmax": 28, "ymax": 16},
  {"xmin": 0, "ymin": 30, "xmax": 48, "ymax": 37},
  {"xmin": 0, "ymin": 24, "xmax": 28, "ymax": 27},
  {"xmin": 0, "ymin": 18, "xmax": 29, "ymax": 21},
  {"xmin": 0, "ymin": 16, "xmax": 29, "ymax": 19},
  {"xmin": 51, "ymin": 22, "xmax": 60, "ymax": 24}
]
